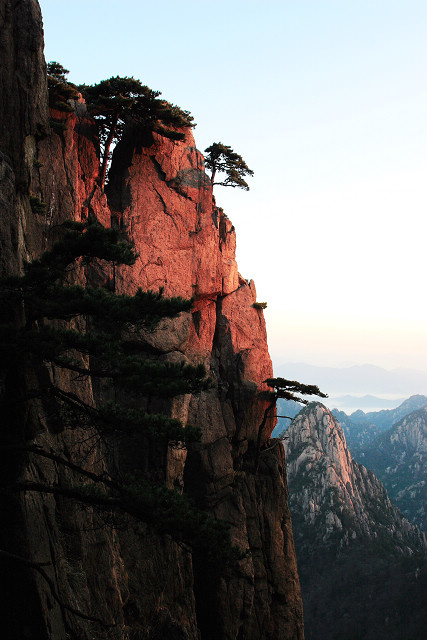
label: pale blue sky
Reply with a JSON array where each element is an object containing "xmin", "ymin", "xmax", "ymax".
[{"xmin": 40, "ymin": 0, "xmax": 427, "ymax": 370}]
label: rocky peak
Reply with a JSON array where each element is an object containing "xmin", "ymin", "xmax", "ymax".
[
  {"xmin": 282, "ymin": 402, "xmax": 427, "ymax": 640},
  {"xmin": 285, "ymin": 403, "xmax": 353, "ymax": 497},
  {"xmin": 283, "ymin": 402, "xmax": 425, "ymax": 550}
]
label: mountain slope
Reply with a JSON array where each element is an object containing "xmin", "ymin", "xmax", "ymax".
[
  {"xmin": 360, "ymin": 407, "xmax": 427, "ymax": 531},
  {"xmin": 282, "ymin": 403, "xmax": 426, "ymax": 640},
  {"xmin": 331, "ymin": 408, "xmax": 381, "ymax": 454}
]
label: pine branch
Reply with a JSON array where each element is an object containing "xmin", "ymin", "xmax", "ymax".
[{"xmin": 1, "ymin": 444, "xmax": 119, "ymax": 491}]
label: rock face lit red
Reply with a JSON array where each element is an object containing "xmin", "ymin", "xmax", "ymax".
[{"xmin": 0, "ymin": 2, "xmax": 304, "ymax": 638}]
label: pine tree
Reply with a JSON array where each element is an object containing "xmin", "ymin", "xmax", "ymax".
[
  {"xmin": 204, "ymin": 142, "xmax": 254, "ymax": 190},
  {"xmin": 79, "ymin": 76, "xmax": 195, "ymax": 189},
  {"xmin": 255, "ymin": 377, "xmax": 327, "ymax": 471},
  {"xmin": 47, "ymin": 61, "xmax": 80, "ymax": 114}
]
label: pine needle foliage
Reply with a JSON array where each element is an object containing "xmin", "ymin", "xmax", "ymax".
[
  {"xmin": 204, "ymin": 142, "xmax": 254, "ymax": 190},
  {"xmin": 264, "ymin": 377, "xmax": 328, "ymax": 405},
  {"xmin": 79, "ymin": 76, "xmax": 195, "ymax": 188},
  {"xmin": 47, "ymin": 61, "xmax": 80, "ymax": 114}
]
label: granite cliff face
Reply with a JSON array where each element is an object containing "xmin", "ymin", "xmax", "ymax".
[
  {"xmin": 0, "ymin": 0, "xmax": 48, "ymax": 277},
  {"xmin": 283, "ymin": 403, "xmax": 426, "ymax": 640},
  {"xmin": 0, "ymin": 2, "xmax": 303, "ymax": 639}
]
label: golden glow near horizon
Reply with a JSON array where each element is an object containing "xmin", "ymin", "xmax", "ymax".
[{"xmin": 266, "ymin": 312, "xmax": 427, "ymax": 370}]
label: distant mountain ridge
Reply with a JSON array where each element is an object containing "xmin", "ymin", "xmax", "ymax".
[
  {"xmin": 332, "ymin": 394, "xmax": 427, "ymax": 455},
  {"xmin": 350, "ymin": 395, "xmax": 427, "ymax": 428},
  {"xmin": 330, "ymin": 394, "xmax": 405, "ymax": 411},
  {"xmin": 282, "ymin": 402, "xmax": 426, "ymax": 640}
]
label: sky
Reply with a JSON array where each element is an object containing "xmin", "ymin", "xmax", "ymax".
[{"xmin": 39, "ymin": 0, "xmax": 427, "ymax": 372}]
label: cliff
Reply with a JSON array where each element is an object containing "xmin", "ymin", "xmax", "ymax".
[
  {"xmin": 0, "ymin": 1, "xmax": 303, "ymax": 639},
  {"xmin": 283, "ymin": 403, "xmax": 426, "ymax": 640}
]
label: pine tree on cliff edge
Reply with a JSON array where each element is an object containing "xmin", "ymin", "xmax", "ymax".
[
  {"xmin": 79, "ymin": 76, "xmax": 195, "ymax": 189},
  {"xmin": 204, "ymin": 141, "xmax": 254, "ymax": 190},
  {"xmin": 255, "ymin": 377, "xmax": 328, "ymax": 472}
]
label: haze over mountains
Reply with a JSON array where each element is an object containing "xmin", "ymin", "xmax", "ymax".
[
  {"xmin": 275, "ymin": 362, "xmax": 427, "ymax": 396},
  {"xmin": 331, "ymin": 394, "xmax": 406, "ymax": 411}
]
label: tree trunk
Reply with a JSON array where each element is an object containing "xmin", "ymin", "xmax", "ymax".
[{"xmin": 99, "ymin": 113, "xmax": 119, "ymax": 190}]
